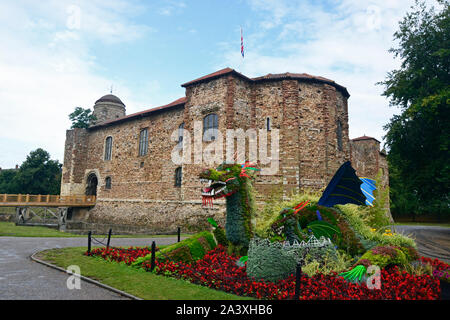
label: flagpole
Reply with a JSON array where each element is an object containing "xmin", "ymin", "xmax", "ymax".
[{"xmin": 239, "ymin": 25, "xmax": 244, "ymax": 73}]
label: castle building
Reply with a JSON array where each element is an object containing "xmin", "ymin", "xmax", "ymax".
[{"xmin": 61, "ymin": 68, "xmax": 388, "ymax": 233}]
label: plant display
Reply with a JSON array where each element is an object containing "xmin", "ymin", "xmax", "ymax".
[
  {"xmin": 302, "ymin": 250, "xmax": 354, "ymax": 277},
  {"xmin": 199, "ymin": 162, "xmax": 259, "ymax": 253},
  {"xmin": 86, "ymin": 160, "xmax": 445, "ymax": 300},
  {"xmin": 131, "ymin": 231, "xmax": 216, "ymax": 267},
  {"xmin": 87, "ymin": 245, "xmax": 442, "ymax": 300},
  {"xmin": 420, "ymin": 256, "xmax": 450, "ymax": 283},
  {"xmin": 207, "ymin": 217, "xmax": 228, "ymax": 247}
]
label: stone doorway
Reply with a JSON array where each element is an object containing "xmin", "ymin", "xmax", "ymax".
[{"xmin": 85, "ymin": 173, "xmax": 98, "ymax": 196}]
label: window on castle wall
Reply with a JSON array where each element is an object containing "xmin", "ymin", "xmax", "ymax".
[
  {"xmin": 203, "ymin": 113, "xmax": 218, "ymax": 141},
  {"xmin": 175, "ymin": 167, "xmax": 182, "ymax": 187},
  {"xmin": 104, "ymin": 136, "xmax": 112, "ymax": 160},
  {"xmin": 336, "ymin": 121, "xmax": 343, "ymax": 151},
  {"xmin": 139, "ymin": 128, "xmax": 149, "ymax": 156},
  {"xmin": 266, "ymin": 117, "xmax": 271, "ymax": 131},
  {"xmin": 178, "ymin": 123, "xmax": 184, "ymax": 149},
  {"xmin": 105, "ymin": 177, "xmax": 111, "ymax": 190}
]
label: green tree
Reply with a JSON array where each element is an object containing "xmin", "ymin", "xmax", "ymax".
[
  {"xmin": 0, "ymin": 169, "xmax": 18, "ymax": 193},
  {"xmin": 11, "ymin": 149, "xmax": 62, "ymax": 195},
  {"xmin": 378, "ymin": 0, "xmax": 450, "ymax": 219},
  {"xmin": 69, "ymin": 107, "xmax": 96, "ymax": 129}
]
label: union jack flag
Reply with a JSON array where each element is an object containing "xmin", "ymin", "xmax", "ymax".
[{"xmin": 241, "ymin": 27, "xmax": 244, "ymax": 58}]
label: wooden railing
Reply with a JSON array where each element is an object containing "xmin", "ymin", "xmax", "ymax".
[{"xmin": 0, "ymin": 194, "xmax": 96, "ymax": 207}]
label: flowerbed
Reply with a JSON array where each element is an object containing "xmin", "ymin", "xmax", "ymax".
[
  {"xmin": 420, "ymin": 256, "xmax": 450, "ymax": 282},
  {"xmin": 86, "ymin": 245, "xmax": 442, "ymax": 300}
]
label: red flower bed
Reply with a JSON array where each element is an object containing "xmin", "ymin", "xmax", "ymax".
[
  {"xmin": 86, "ymin": 246, "xmax": 152, "ymax": 265},
  {"xmin": 86, "ymin": 245, "xmax": 441, "ymax": 300},
  {"xmin": 420, "ymin": 256, "xmax": 450, "ymax": 282}
]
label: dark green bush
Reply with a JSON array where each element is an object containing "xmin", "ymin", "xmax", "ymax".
[
  {"xmin": 133, "ymin": 231, "xmax": 217, "ymax": 266},
  {"xmin": 356, "ymin": 245, "xmax": 408, "ymax": 268},
  {"xmin": 213, "ymin": 226, "xmax": 228, "ymax": 246}
]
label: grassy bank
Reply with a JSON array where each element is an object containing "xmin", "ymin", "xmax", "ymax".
[{"xmin": 37, "ymin": 247, "xmax": 251, "ymax": 300}]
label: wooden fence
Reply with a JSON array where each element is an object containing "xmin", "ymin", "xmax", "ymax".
[{"xmin": 0, "ymin": 194, "xmax": 96, "ymax": 207}]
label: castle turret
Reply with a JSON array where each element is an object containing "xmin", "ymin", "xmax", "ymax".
[{"xmin": 92, "ymin": 94, "xmax": 126, "ymax": 124}]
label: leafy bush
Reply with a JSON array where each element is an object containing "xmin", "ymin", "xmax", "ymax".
[
  {"xmin": 365, "ymin": 170, "xmax": 392, "ymax": 229},
  {"xmin": 132, "ymin": 231, "xmax": 217, "ymax": 266},
  {"xmin": 246, "ymin": 238, "xmax": 297, "ymax": 282},
  {"xmin": 254, "ymin": 189, "xmax": 321, "ymax": 238},
  {"xmin": 213, "ymin": 226, "xmax": 228, "ymax": 246},
  {"xmin": 404, "ymin": 260, "xmax": 433, "ymax": 277},
  {"xmin": 336, "ymin": 204, "xmax": 415, "ymax": 248},
  {"xmin": 302, "ymin": 250, "xmax": 354, "ymax": 277},
  {"xmin": 246, "ymin": 237, "xmax": 339, "ymax": 282},
  {"xmin": 356, "ymin": 245, "xmax": 408, "ymax": 269}
]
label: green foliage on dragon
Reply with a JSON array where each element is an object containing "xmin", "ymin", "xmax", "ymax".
[
  {"xmin": 200, "ymin": 161, "xmax": 259, "ymax": 254},
  {"xmin": 200, "ymin": 161, "xmax": 418, "ymax": 283}
]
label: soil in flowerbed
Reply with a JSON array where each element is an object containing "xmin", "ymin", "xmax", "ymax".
[{"xmin": 86, "ymin": 245, "xmax": 445, "ymax": 300}]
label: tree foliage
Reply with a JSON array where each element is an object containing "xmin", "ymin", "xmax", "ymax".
[
  {"xmin": 0, "ymin": 148, "xmax": 62, "ymax": 195},
  {"xmin": 69, "ymin": 107, "xmax": 96, "ymax": 129},
  {"xmin": 378, "ymin": 0, "xmax": 450, "ymax": 218}
]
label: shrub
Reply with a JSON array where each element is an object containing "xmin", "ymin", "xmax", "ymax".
[
  {"xmin": 213, "ymin": 226, "xmax": 228, "ymax": 246},
  {"xmin": 246, "ymin": 238, "xmax": 297, "ymax": 282},
  {"xmin": 366, "ymin": 170, "xmax": 392, "ymax": 228},
  {"xmin": 246, "ymin": 237, "xmax": 339, "ymax": 282},
  {"xmin": 254, "ymin": 189, "xmax": 321, "ymax": 238},
  {"xmin": 160, "ymin": 231, "xmax": 216, "ymax": 262},
  {"xmin": 133, "ymin": 231, "xmax": 217, "ymax": 266},
  {"xmin": 357, "ymin": 245, "xmax": 408, "ymax": 269},
  {"xmin": 303, "ymin": 250, "xmax": 354, "ymax": 277},
  {"xmin": 336, "ymin": 204, "xmax": 415, "ymax": 248},
  {"xmin": 404, "ymin": 260, "xmax": 433, "ymax": 277}
]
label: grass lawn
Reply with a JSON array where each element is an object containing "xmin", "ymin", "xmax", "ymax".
[
  {"xmin": 0, "ymin": 222, "xmax": 191, "ymax": 238},
  {"xmin": 0, "ymin": 222, "xmax": 84, "ymax": 237},
  {"xmin": 37, "ymin": 247, "xmax": 252, "ymax": 300}
]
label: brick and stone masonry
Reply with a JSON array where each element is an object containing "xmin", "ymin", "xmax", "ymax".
[{"xmin": 61, "ymin": 68, "xmax": 389, "ymax": 233}]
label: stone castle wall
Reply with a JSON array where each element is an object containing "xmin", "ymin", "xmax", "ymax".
[
  {"xmin": 350, "ymin": 138, "xmax": 389, "ymax": 186},
  {"xmin": 61, "ymin": 71, "xmax": 388, "ymax": 232}
]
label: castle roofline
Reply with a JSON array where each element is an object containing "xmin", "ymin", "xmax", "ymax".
[
  {"xmin": 181, "ymin": 68, "xmax": 350, "ymax": 98},
  {"xmin": 351, "ymin": 135, "xmax": 380, "ymax": 143},
  {"xmin": 95, "ymin": 94, "xmax": 125, "ymax": 106},
  {"xmin": 181, "ymin": 68, "xmax": 252, "ymax": 87},
  {"xmin": 89, "ymin": 96, "xmax": 186, "ymax": 130}
]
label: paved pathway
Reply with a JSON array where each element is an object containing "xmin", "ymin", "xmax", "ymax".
[
  {"xmin": 0, "ymin": 236, "xmax": 180, "ymax": 300},
  {"xmin": 395, "ymin": 225, "xmax": 450, "ymax": 264}
]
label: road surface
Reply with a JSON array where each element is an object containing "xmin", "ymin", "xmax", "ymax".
[
  {"xmin": 395, "ymin": 225, "xmax": 450, "ymax": 264},
  {"xmin": 0, "ymin": 236, "xmax": 180, "ymax": 300}
]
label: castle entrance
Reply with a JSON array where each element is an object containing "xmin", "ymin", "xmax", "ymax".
[{"xmin": 86, "ymin": 173, "xmax": 98, "ymax": 196}]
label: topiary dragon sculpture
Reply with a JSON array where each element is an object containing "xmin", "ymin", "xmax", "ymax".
[
  {"xmin": 200, "ymin": 160, "xmax": 414, "ymax": 283},
  {"xmin": 200, "ymin": 161, "xmax": 259, "ymax": 254}
]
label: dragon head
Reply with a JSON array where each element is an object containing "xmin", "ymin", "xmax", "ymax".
[{"xmin": 199, "ymin": 161, "xmax": 259, "ymax": 207}]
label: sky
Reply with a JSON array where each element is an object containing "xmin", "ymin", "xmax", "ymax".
[{"xmin": 0, "ymin": 0, "xmax": 432, "ymax": 168}]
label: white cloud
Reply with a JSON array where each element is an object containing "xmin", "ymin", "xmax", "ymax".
[
  {"xmin": 157, "ymin": 0, "xmax": 186, "ymax": 16},
  {"xmin": 220, "ymin": 0, "xmax": 417, "ymax": 144},
  {"xmin": 0, "ymin": 0, "xmax": 152, "ymax": 168}
]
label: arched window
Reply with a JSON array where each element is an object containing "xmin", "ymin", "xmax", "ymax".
[
  {"xmin": 105, "ymin": 177, "xmax": 112, "ymax": 190},
  {"xmin": 178, "ymin": 123, "xmax": 184, "ymax": 149},
  {"xmin": 266, "ymin": 117, "xmax": 271, "ymax": 131},
  {"xmin": 174, "ymin": 167, "xmax": 182, "ymax": 187},
  {"xmin": 139, "ymin": 128, "xmax": 149, "ymax": 156},
  {"xmin": 203, "ymin": 113, "xmax": 218, "ymax": 141},
  {"xmin": 104, "ymin": 136, "xmax": 112, "ymax": 160},
  {"xmin": 336, "ymin": 121, "xmax": 343, "ymax": 151}
]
